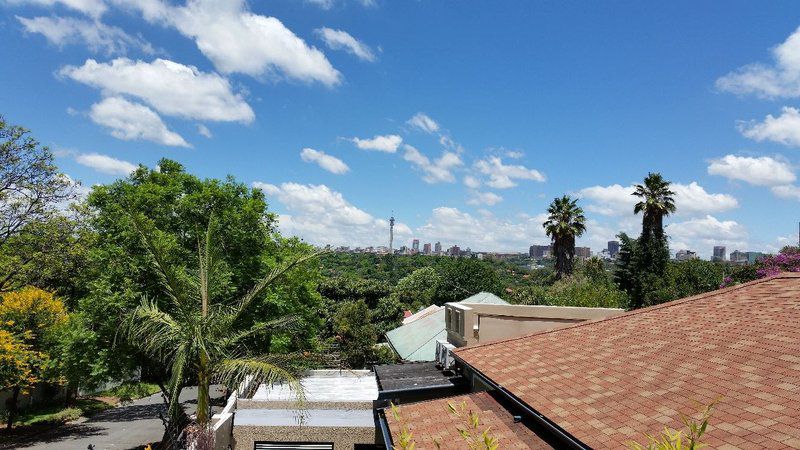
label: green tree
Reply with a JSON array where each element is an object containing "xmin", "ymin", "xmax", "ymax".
[
  {"xmin": 392, "ymin": 267, "xmax": 442, "ymax": 309},
  {"xmin": 435, "ymin": 258, "xmax": 502, "ymax": 305},
  {"xmin": 543, "ymin": 195, "xmax": 586, "ymax": 278},
  {"xmin": 633, "ymin": 172, "xmax": 676, "ymax": 239},
  {"xmin": 0, "ymin": 116, "xmax": 76, "ymax": 292},
  {"xmin": 126, "ymin": 219, "xmax": 317, "ymax": 432},
  {"xmin": 332, "ymin": 299, "xmax": 379, "ymax": 368}
]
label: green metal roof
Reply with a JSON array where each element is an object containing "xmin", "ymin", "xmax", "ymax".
[{"xmin": 385, "ymin": 292, "xmax": 508, "ymax": 362}]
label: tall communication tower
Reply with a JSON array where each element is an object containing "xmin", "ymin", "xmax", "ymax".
[{"xmin": 389, "ymin": 213, "xmax": 395, "ymax": 254}]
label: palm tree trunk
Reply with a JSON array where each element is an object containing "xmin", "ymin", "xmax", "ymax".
[{"xmin": 196, "ymin": 353, "xmax": 210, "ymax": 426}]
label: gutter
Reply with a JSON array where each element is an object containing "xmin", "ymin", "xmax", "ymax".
[
  {"xmin": 376, "ymin": 408, "xmax": 394, "ymax": 450},
  {"xmin": 453, "ymin": 353, "xmax": 590, "ymax": 450}
]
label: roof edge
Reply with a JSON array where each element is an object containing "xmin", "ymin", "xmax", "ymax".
[{"xmin": 455, "ymin": 272, "xmax": 797, "ymax": 355}]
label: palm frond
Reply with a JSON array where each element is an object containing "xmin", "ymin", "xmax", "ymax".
[
  {"xmin": 129, "ymin": 213, "xmax": 188, "ymax": 307},
  {"xmin": 217, "ymin": 315, "xmax": 300, "ymax": 349},
  {"xmin": 215, "ymin": 357, "xmax": 305, "ymax": 405},
  {"xmin": 166, "ymin": 346, "xmax": 188, "ymax": 420},
  {"xmin": 126, "ymin": 299, "xmax": 185, "ymax": 360}
]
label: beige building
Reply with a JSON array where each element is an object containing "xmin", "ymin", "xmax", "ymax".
[{"xmin": 444, "ymin": 301, "xmax": 623, "ymax": 347}]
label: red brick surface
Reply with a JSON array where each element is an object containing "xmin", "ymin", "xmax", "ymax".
[
  {"xmin": 386, "ymin": 391, "xmax": 554, "ymax": 449},
  {"xmin": 455, "ymin": 274, "xmax": 800, "ymax": 449}
]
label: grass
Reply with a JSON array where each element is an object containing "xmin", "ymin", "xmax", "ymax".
[
  {"xmin": 95, "ymin": 381, "xmax": 161, "ymax": 403},
  {"xmin": 15, "ymin": 398, "xmax": 112, "ymax": 427}
]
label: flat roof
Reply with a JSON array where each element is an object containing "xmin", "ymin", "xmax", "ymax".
[
  {"xmin": 374, "ymin": 362, "xmax": 459, "ymax": 391},
  {"xmin": 250, "ymin": 370, "xmax": 378, "ymax": 402},
  {"xmin": 235, "ymin": 408, "xmax": 374, "ymax": 428}
]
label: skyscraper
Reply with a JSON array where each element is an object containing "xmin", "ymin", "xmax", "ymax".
[
  {"xmin": 575, "ymin": 247, "xmax": 591, "ymax": 259},
  {"xmin": 529, "ymin": 244, "xmax": 551, "ymax": 260},
  {"xmin": 423, "ymin": 243, "xmax": 431, "ymax": 255},
  {"xmin": 607, "ymin": 240, "xmax": 620, "ymax": 258},
  {"xmin": 712, "ymin": 246, "xmax": 726, "ymax": 262},
  {"xmin": 412, "ymin": 239, "xmax": 420, "ymax": 253},
  {"xmin": 434, "ymin": 241, "xmax": 442, "ymax": 255}
]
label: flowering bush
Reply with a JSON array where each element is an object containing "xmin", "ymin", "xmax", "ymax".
[{"xmin": 756, "ymin": 251, "xmax": 800, "ymax": 278}]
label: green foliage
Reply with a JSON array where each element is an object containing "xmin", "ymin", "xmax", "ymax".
[
  {"xmin": 332, "ymin": 299, "xmax": 379, "ymax": 368},
  {"xmin": 14, "ymin": 398, "xmax": 111, "ymax": 427},
  {"xmin": 96, "ymin": 381, "xmax": 161, "ymax": 403},
  {"xmin": 392, "ymin": 267, "xmax": 442, "ymax": 309},
  {"xmin": 628, "ymin": 401, "xmax": 717, "ymax": 450},
  {"xmin": 616, "ymin": 231, "xmax": 672, "ymax": 309},
  {"xmin": 442, "ymin": 401, "xmax": 500, "ymax": 450},
  {"xmin": 514, "ymin": 274, "xmax": 628, "ymax": 308},
  {"xmin": 435, "ymin": 258, "xmax": 502, "ymax": 305},
  {"xmin": 373, "ymin": 296, "xmax": 405, "ymax": 337},
  {"xmin": 633, "ymin": 172, "xmax": 676, "ymax": 239},
  {"xmin": 317, "ymin": 276, "xmax": 391, "ymax": 307},
  {"xmin": 543, "ymin": 195, "xmax": 586, "ymax": 278}
]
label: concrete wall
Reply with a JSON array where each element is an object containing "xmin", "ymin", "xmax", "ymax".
[
  {"xmin": 232, "ymin": 425, "xmax": 375, "ymax": 449},
  {"xmin": 445, "ymin": 303, "xmax": 624, "ymax": 347}
]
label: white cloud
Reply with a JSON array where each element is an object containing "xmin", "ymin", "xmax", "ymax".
[
  {"xmin": 122, "ymin": 0, "xmax": 341, "ymax": 86},
  {"xmin": 300, "ymin": 148, "xmax": 349, "ymax": 174},
  {"xmin": 467, "ymin": 191, "xmax": 502, "ymax": 206},
  {"xmin": 463, "ymin": 175, "xmax": 481, "ymax": 189},
  {"xmin": 771, "ymin": 184, "xmax": 800, "ymax": 200},
  {"xmin": 505, "ymin": 150, "xmax": 524, "ymax": 159},
  {"xmin": 403, "ymin": 145, "xmax": 462, "ymax": 183},
  {"xmin": 416, "ymin": 207, "xmax": 548, "ymax": 252},
  {"xmin": 667, "ymin": 215, "xmax": 748, "ymax": 255},
  {"xmin": 8, "ymin": 0, "xmax": 107, "ymax": 18},
  {"xmin": 60, "ymin": 58, "xmax": 255, "ymax": 123},
  {"xmin": 407, "ymin": 112, "xmax": 440, "ymax": 134},
  {"xmin": 305, "ymin": 0, "xmax": 334, "ymax": 9},
  {"xmin": 738, "ymin": 106, "xmax": 800, "ymax": 147},
  {"xmin": 17, "ymin": 16, "xmax": 155, "ymax": 55},
  {"xmin": 253, "ymin": 181, "xmax": 411, "ymax": 247},
  {"xmin": 89, "ymin": 96, "xmax": 191, "ymax": 147},
  {"xmin": 707, "ymin": 154, "xmax": 796, "ymax": 186},
  {"xmin": 474, "ymin": 156, "xmax": 545, "ymax": 189},
  {"xmin": 314, "ymin": 27, "xmax": 375, "ymax": 62},
  {"xmin": 716, "ymin": 26, "xmax": 800, "ymax": 98},
  {"xmin": 74, "ymin": 152, "xmax": 137, "ymax": 175},
  {"xmin": 197, "ymin": 124, "xmax": 212, "ymax": 138},
  {"xmin": 579, "ymin": 182, "xmax": 737, "ymax": 217},
  {"xmin": 351, "ymin": 134, "xmax": 402, "ymax": 153}
]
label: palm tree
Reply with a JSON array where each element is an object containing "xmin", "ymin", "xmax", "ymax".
[
  {"xmin": 543, "ymin": 195, "xmax": 586, "ymax": 278},
  {"xmin": 633, "ymin": 173, "xmax": 676, "ymax": 238},
  {"xmin": 126, "ymin": 218, "xmax": 319, "ymax": 430}
]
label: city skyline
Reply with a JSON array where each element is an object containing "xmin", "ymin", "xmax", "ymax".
[{"xmin": 3, "ymin": 1, "xmax": 800, "ymax": 258}]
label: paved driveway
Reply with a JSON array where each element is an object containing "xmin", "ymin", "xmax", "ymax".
[{"xmin": 3, "ymin": 385, "xmax": 226, "ymax": 450}]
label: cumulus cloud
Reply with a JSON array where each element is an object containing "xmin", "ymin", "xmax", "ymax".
[
  {"xmin": 89, "ymin": 96, "xmax": 190, "ymax": 147},
  {"xmin": 474, "ymin": 156, "xmax": 545, "ymax": 189},
  {"xmin": 467, "ymin": 191, "xmax": 502, "ymax": 206},
  {"xmin": 197, "ymin": 124, "xmax": 212, "ymax": 138},
  {"xmin": 403, "ymin": 145, "xmax": 463, "ymax": 183},
  {"xmin": 407, "ymin": 112, "xmax": 440, "ymax": 134},
  {"xmin": 8, "ymin": 0, "xmax": 107, "ymax": 18},
  {"xmin": 314, "ymin": 27, "xmax": 375, "ymax": 62},
  {"xmin": 17, "ymin": 16, "xmax": 155, "ymax": 55},
  {"xmin": 351, "ymin": 134, "xmax": 402, "ymax": 153},
  {"xmin": 738, "ymin": 106, "xmax": 800, "ymax": 147},
  {"xmin": 707, "ymin": 154, "xmax": 796, "ymax": 186},
  {"xmin": 416, "ymin": 207, "xmax": 548, "ymax": 252},
  {"xmin": 60, "ymin": 58, "xmax": 255, "ymax": 123},
  {"xmin": 74, "ymin": 152, "xmax": 137, "ymax": 175},
  {"xmin": 463, "ymin": 175, "xmax": 481, "ymax": 189},
  {"xmin": 121, "ymin": 0, "xmax": 341, "ymax": 86},
  {"xmin": 252, "ymin": 181, "xmax": 411, "ymax": 247},
  {"xmin": 771, "ymin": 184, "xmax": 800, "ymax": 200},
  {"xmin": 579, "ymin": 182, "xmax": 737, "ymax": 217},
  {"xmin": 300, "ymin": 148, "xmax": 349, "ymax": 174},
  {"xmin": 667, "ymin": 215, "xmax": 748, "ymax": 255},
  {"xmin": 716, "ymin": 26, "xmax": 800, "ymax": 98}
]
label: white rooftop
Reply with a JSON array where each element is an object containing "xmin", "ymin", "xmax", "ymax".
[
  {"xmin": 235, "ymin": 408, "xmax": 374, "ymax": 428},
  {"xmin": 250, "ymin": 370, "xmax": 378, "ymax": 403}
]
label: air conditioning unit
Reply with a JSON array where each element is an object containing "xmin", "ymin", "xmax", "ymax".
[{"xmin": 436, "ymin": 340, "xmax": 456, "ymax": 370}]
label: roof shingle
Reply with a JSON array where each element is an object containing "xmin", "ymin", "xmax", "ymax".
[{"xmin": 455, "ymin": 274, "xmax": 800, "ymax": 449}]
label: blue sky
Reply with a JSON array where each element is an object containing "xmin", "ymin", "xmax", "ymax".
[{"xmin": 3, "ymin": 0, "xmax": 800, "ymax": 257}]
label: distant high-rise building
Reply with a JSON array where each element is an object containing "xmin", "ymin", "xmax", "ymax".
[
  {"xmin": 712, "ymin": 246, "xmax": 726, "ymax": 262},
  {"xmin": 607, "ymin": 240, "xmax": 620, "ymax": 258},
  {"xmin": 575, "ymin": 247, "xmax": 591, "ymax": 259},
  {"xmin": 746, "ymin": 252, "xmax": 764, "ymax": 264},
  {"xmin": 448, "ymin": 245, "xmax": 461, "ymax": 256},
  {"xmin": 412, "ymin": 239, "xmax": 420, "ymax": 253},
  {"xmin": 730, "ymin": 250, "xmax": 747, "ymax": 264},
  {"xmin": 675, "ymin": 249, "xmax": 698, "ymax": 261},
  {"xmin": 423, "ymin": 243, "xmax": 431, "ymax": 254},
  {"xmin": 434, "ymin": 241, "xmax": 442, "ymax": 255},
  {"xmin": 529, "ymin": 244, "xmax": 552, "ymax": 260}
]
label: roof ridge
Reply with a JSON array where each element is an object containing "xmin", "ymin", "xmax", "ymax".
[{"xmin": 455, "ymin": 273, "xmax": 792, "ymax": 355}]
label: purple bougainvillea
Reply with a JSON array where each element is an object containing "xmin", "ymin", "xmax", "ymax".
[{"xmin": 756, "ymin": 251, "xmax": 800, "ymax": 278}]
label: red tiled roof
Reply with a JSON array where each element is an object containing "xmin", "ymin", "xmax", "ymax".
[
  {"xmin": 455, "ymin": 273, "xmax": 800, "ymax": 449},
  {"xmin": 385, "ymin": 391, "xmax": 555, "ymax": 449}
]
